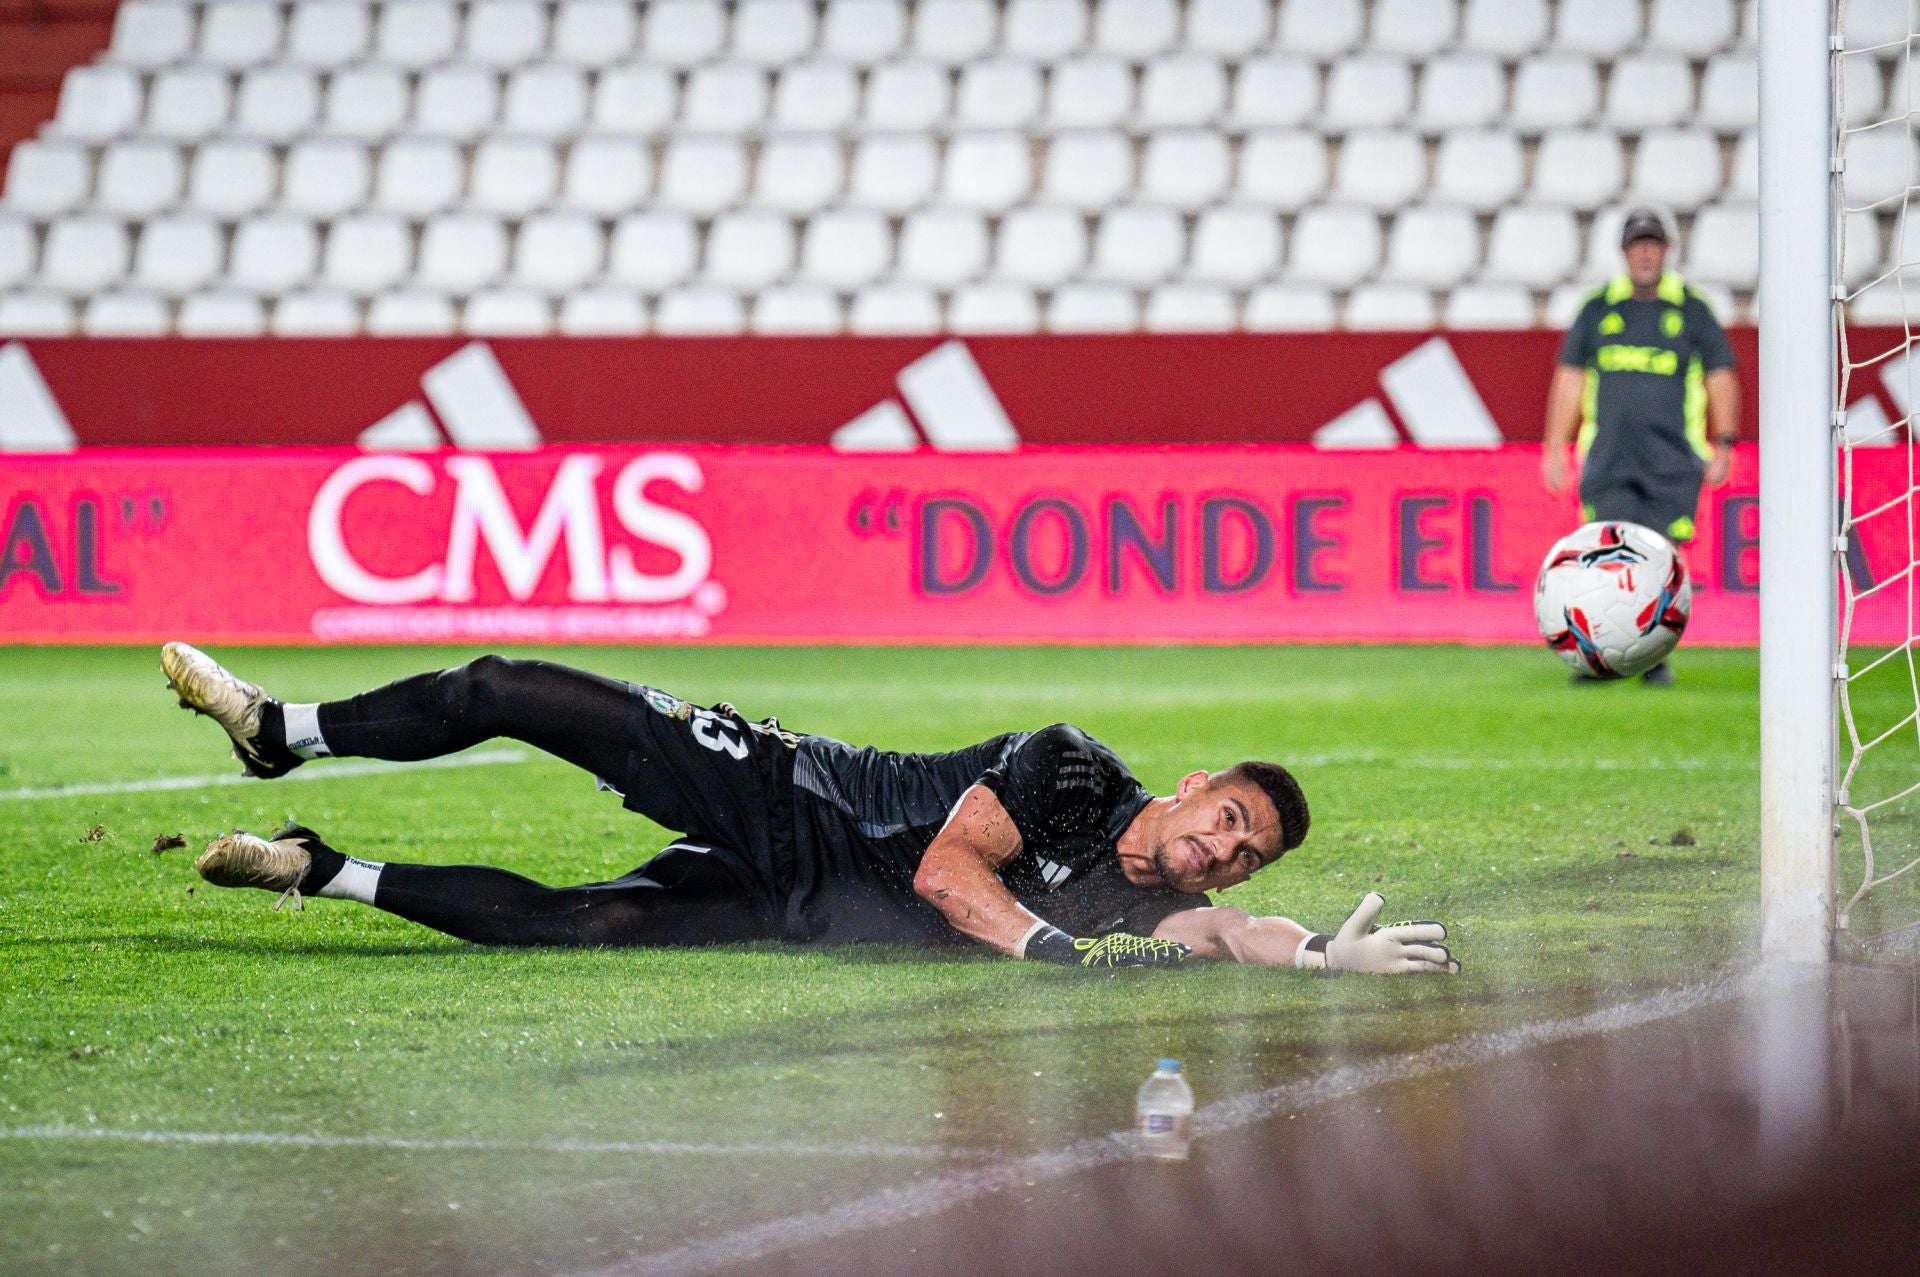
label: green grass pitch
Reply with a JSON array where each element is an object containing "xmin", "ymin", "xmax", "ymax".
[{"xmin": 0, "ymin": 642, "xmax": 1892, "ymax": 1274}]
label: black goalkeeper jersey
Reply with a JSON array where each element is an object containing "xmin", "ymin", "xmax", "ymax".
[{"xmin": 783, "ymin": 723, "xmax": 1205, "ymax": 944}]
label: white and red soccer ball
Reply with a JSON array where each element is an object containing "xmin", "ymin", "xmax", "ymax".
[{"xmin": 1534, "ymin": 521, "xmax": 1692, "ymax": 679}]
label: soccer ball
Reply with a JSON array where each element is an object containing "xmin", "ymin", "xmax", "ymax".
[{"xmin": 1533, "ymin": 521, "xmax": 1691, "ymax": 679}]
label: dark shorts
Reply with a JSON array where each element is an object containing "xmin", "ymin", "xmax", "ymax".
[{"xmin": 1580, "ymin": 475, "xmax": 1704, "ymax": 544}]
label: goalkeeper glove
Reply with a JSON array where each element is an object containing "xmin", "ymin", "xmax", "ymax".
[
  {"xmin": 1295, "ymin": 893, "xmax": 1459, "ymax": 975},
  {"xmin": 1021, "ymin": 922, "xmax": 1191, "ymax": 969}
]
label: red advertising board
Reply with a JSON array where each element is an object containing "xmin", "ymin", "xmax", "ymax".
[{"xmin": 0, "ymin": 442, "xmax": 1850, "ymax": 648}]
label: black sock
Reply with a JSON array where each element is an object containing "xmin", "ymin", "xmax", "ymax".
[
  {"xmin": 271, "ymin": 823, "xmax": 345, "ymax": 894},
  {"xmin": 258, "ymin": 700, "xmax": 289, "ymax": 753}
]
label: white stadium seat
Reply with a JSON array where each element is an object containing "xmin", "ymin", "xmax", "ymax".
[
  {"xmin": 1842, "ymin": 208, "xmax": 1883, "ymax": 288},
  {"xmin": 773, "ymin": 62, "xmax": 861, "ymax": 131},
  {"xmin": 592, "ymin": 65, "xmax": 678, "ymax": 134},
  {"xmin": 941, "ymin": 131, "xmax": 1031, "ymax": 212},
  {"xmin": 683, "ymin": 63, "xmax": 771, "ymax": 134},
  {"xmin": 1041, "ymin": 130, "xmax": 1133, "ymax": 210},
  {"xmin": 1605, "ymin": 55, "xmax": 1695, "ymax": 131},
  {"xmin": 1444, "ymin": 284, "xmax": 1535, "ymax": 328},
  {"xmin": 948, "ymin": 282, "xmax": 1040, "ymax": 333},
  {"xmin": 562, "ymin": 136, "xmax": 653, "ymax": 213},
  {"xmin": 1482, "ymin": 205, "xmax": 1579, "ymax": 288},
  {"xmin": 848, "ymin": 284, "xmax": 940, "ymax": 334},
  {"xmin": 1345, "ymin": 283, "xmax": 1436, "ymax": 331},
  {"xmin": 1046, "ymin": 283, "xmax": 1136, "ymax": 332},
  {"xmin": 1846, "ymin": 0, "xmax": 1912, "ymax": 55},
  {"xmin": 1729, "ymin": 130, "xmax": 1759, "ymax": 200},
  {"xmin": 1188, "ymin": 205, "xmax": 1281, "ymax": 285},
  {"xmin": 0, "ymin": 217, "xmax": 34, "ymax": 290},
  {"xmin": 228, "ymin": 215, "xmax": 318, "ymax": 293},
  {"xmin": 131, "ymin": 216, "xmax": 222, "ymax": 293},
  {"xmin": 1276, "ymin": 0, "xmax": 1362, "ymax": 57},
  {"xmin": 1145, "ymin": 284, "xmax": 1234, "ymax": 332},
  {"xmin": 0, "ymin": 293, "xmax": 75, "ymax": 335},
  {"xmin": 376, "ymin": 0, "xmax": 458, "ymax": 67},
  {"xmin": 82, "ymin": 292, "xmax": 169, "ymax": 336},
  {"xmin": 323, "ymin": 66, "xmax": 409, "ymax": 139},
  {"xmin": 1532, "ymin": 130, "xmax": 1625, "ymax": 210},
  {"xmin": 913, "ymin": 0, "xmax": 998, "ymax": 62},
  {"xmin": 608, "ymin": 212, "xmax": 700, "ymax": 289},
  {"xmin": 322, "ymin": 214, "xmax": 413, "ymax": 293},
  {"xmin": 1843, "ymin": 127, "xmax": 1917, "ymax": 208},
  {"xmin": 1582, "ymin": 207, "xmax": 1632, "ymax": 278},
  {"xmin": 5, "ymin": 143, "xmax": 89, "ymax": 216},
  {"xmin": 1370, "ymin": 0, "xmax": 1456, "ymax": 57},
  {"xmin": 1416, "ymin": 56, "xmax": 1504, "ymax": 131},
  {"xmin": 751, "ymin": 285, "xmax": 842, "ymax": 334},
  {"xmin": 1687, "ymin": 202, "xmax": 1760, "ymax": 290},
  {"xmin": 656, "ymin": 287, "xmax": 748, "ymax": 334},
  {"xmin": 1236, "ymin": 130, "xmax": 1328, "ymax": 211},
  {"xmin": 178, "ymin": 291, "xmax": 266, "ymax": 336},
  {"xmin": 111, "ymin": 1, "xmax": 193, "ymax": 68},
  {"xmin": 1184, "ymin": 0, "xmax": 1268, "ymax": 56},
  {"xmin": 1137, "ymin": 55, "xmax": 1227, "ymax": 128},
  {"xmin": 1459, "ymin": 0, "xmax": 1548, "ymax": 57},
  {"xmin": 366, "ymin": 292, "xmax": 457, "ymax": 335},
  {"xmin": 558, "ymin": 290, "xmax": 647, "ymax": 334},
  {"xmin": 1334, "ymin": 130, "xmax": 1426, "ymax": 209},
  {"xmin": 656, "ymin": 137, "xmax": 748, "ymax": 214},
  {"xmin": 1556, "ymin": 0, "xmax": 1639, "ymax": 57},
  {"xmin": 41, "ymin": 216, "xmax": 129, "ymax": 293},
  {"xmin": 1139, "ymin": 131, "xmax": 1230, "ymax": 209},
  {"xmin": 144, "ymin": 67, "xmax": 228, "ymax": 141},
  {"xmin": 414, "ymin": 65, "xmax": 501, "ymax": 141},
  {"xmin": 955, "ymin": 59, "xmax": 1044, "ymax": 128},
  {"xmin": 272, "ymin": 292, "xmax": 360, "ymax": 336},
  {"xmin": 52, "ymin": 65, "xmax": 142, "ymax": 141},
  {"xmin": 1045, "ymin": 56, "xmax": 1134, "ymax": 128},
  {"xmin": 187, "ymin": 141, "xmax": 273, "ymax": 218},
  {"xmin": 1324, "ymin": 56, "xmax": 1413, "ymax": 130},
  {"xmin": 552, "ymin": 0, "xmax": 638, "ymax": 66},
  {"xmin": 1091, "ymin": 0, "xmax": 1178, "ymax": 58},
  {"xmin": 1384, "ymin": 204, "xmax": 1479, "ymax": 289},
  {"xmin": 1229, "ymin": 56, "xmax": 1320, "ymax": 129},
  {"xmin": 197, "ymin": 2, "xmax": 282, "ymax": 68},
  {"xmin": 704, "ymin": 209, "xmax": 797, "ymax": 289},
  {"xmin": 280, "ymin": 139, "xmax": 371, "ymax": 218},
  {"xmin": 848, "ymin": 134, "xmax": 938, "ymax": 211},
  {"xmin": 513, "ymin": 213, "xmax": 605, "ymax": 292},
  {"xmin": 1510, "ymin": 55, "xmax": 1599, "ymax": 131},
  {"xmin": 755, "ymin": 135, "xmax": 845, "ymax": 213},
  {"xmin": 464, "ymin": 0, "xmax": 549, "ymax": 66},
  {"xmin": 996, "ymin": 204, "xmax": 1088, "ymax": 286},
  {"xmin": 232, "ymin": 68, "xmax": 320, "ymax": 141},
  {"xmin": 1630, "ymin": 130, "xmax": 1725, "ymax": 211},
  {"xmin": 897, "ymin": 207, "xmax": 989, "ymax": 285},
  {"xmin": 470, "ymin": 139, "xmax": 558, "ymax": 218},
  {"xmin": 800, "ymin": 208, "xmax": 893, "ymax": 287},
  {"xmin": 1843, "ymin": 54, "xmax": 1887, "ymax": 129},
  {"xmin": 464, "ymin": 291, "xmax": 552, "ymax": 335},
  {"xmin": 1647, "ymin": 0, "xmax": 1736, "ymax": 57},
  {"xmin": 1431, "ymin": 130, "xmax": 1524, "ymax": 211},
  {"xmin": 1090, "ymin": 204, "xmax": 1185, "ymax": 285},
  {"xmin": 1286, "ymin": 206, "xmax": 1381, "ymax": 288},
  {"xmin": 1002, "ymin": 0, "xmax": 1088, "ymax": 59},
  {"xmin": 1244, "ymin": 284, "xmax": 1333, "ymax": 331},
  {"xmin": 820, "ymin": 0, "xmax": 908, "ymax": 63},
  {"xmin": 864, "ymin": 60, "xmax": 951, "ymax": 131},
  {"xmin": 418, "ymin": 215, "xmax": 509, "ymax": 293},
  {"xmin": 1699, "ymin": 54, "xmax": 1758, "ymax": 132},
  {"xmin": 95, "ymin": 141, "xmax": 182, "ymax": 218},
  {"xmin": 503, "ymin": 65, "xmax": 590, "ymax": 137},
  {"xmin": 733, "ymin": 0, "xmax": 818, "ymax": 64},
  {"xmin": 286, "ymin": 2, "xmax": 370, "ymax": 68},
  {"xmin": 374, "ymin": 139, "xmax": 464, "ymax": 216}
]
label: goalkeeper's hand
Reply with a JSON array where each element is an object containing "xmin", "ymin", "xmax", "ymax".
[
  {"xmin": 1023, "ymin": 923, "xmax": 1191, "ymax": 969},
  {"xmin": 1300, "ymin": 893, "xmax": 1459, "ymax": 975}
]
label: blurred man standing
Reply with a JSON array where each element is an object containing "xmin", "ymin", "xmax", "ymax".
[{"xmin": 1541, "ymin": 207, "xmax": 1740, "ymax": 685}]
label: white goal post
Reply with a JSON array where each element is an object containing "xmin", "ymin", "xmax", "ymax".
[{"xmin": 1758, "ymin": 0, "xmax": 1837, "ymax": 964}]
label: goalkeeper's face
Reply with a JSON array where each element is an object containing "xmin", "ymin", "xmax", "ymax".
[{"xmin": 1148, "ymin": 774, "xmax": 1286, "ymax": 893}]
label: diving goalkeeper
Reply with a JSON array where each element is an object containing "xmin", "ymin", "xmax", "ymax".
[{"xmin": 162, "ymin": 644, "xmax": 1458, "ymax": 976}]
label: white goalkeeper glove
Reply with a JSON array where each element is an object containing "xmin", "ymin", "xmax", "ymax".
[{"xmin": 1294, "ymin": 892, "xmax": 1460, "ymax": 975}]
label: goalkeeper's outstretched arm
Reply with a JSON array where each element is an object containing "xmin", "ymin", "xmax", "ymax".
[{"xmin": 1154, "ymin": 893, "xmax": 1460, "ymax": 975}]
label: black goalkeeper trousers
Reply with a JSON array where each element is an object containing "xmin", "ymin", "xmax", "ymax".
[{"xmin": 309, "ymin": 656, "xmax": 771, "ymax": 948}]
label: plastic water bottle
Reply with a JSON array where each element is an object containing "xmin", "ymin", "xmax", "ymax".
[{"xmin": 1135, "ymin": 1058, "xmax": 1195, "ymax": 1160}]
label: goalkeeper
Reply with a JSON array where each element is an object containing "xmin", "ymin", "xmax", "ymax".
[{"xmin": 162, "ymin": 644, "xmax": 1457, "ymax": 976}]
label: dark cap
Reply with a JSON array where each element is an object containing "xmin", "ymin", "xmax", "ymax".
[{"xmin": 1620, "ymin": 207, "xmax": 1672, "ymax": 247}]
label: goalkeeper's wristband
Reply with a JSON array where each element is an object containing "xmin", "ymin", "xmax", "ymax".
[{"xmin": 1294, "ymin": 933, "xmax": 1331, "ymax": 970}]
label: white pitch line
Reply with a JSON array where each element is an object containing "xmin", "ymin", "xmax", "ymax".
[
  {"xmin": 0, "ymin": 1125, "xmax": 967, "ymax": 1163},
  {"xmin": 1290, "ymin": 751, "xmax": 1755, "ymax": 772},
  {"xmin": 0, "ymin": 749, "xmax": 531, "ymax": 802},
  {"xmin": 581, "ymin": 970, "xmax": 1779, "ymax": 1277}
]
